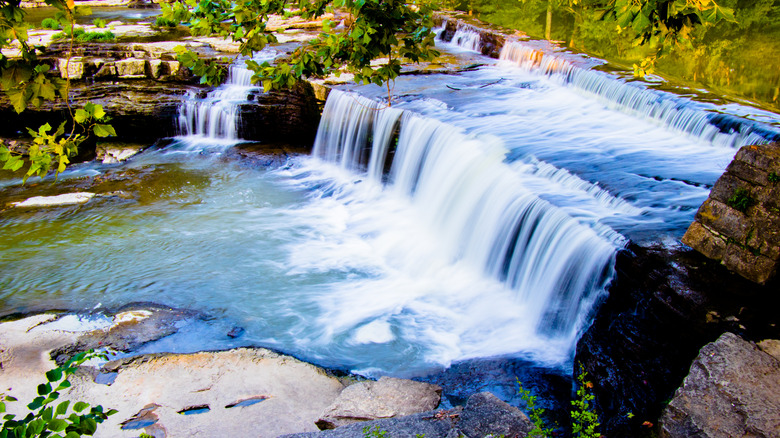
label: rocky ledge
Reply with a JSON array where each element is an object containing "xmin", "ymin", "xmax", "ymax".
[{"xmin": 0, "ymin": 307, "xmax": 533, "ymax": 438}]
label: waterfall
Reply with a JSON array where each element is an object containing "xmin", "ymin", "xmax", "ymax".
[
  {"xmin": 312, "ymin": 90, "xmax": 622, "ymax": 344},
  {"xmin": 435, "ymin": 20, "xmax": 484, "ymax": 53},
  {"xmin": 177, "ymin": 49, "xmax": 277, "ymax": 142},
  {"xmin": 498, "ymin": 41, "xmax": 780, "ymax": 148}
]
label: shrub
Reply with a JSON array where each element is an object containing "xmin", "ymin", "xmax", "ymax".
[
  {"xmin": 41, "ymin": 18, "xmax": 61, "ymax": 29},
  {"xmin": 153, "ymin": 16, "xmax": 178, "ymax": 28},
  {"xmin": 92, "ymin": 18, "xmax": 107, "ymax": 28},
  {"xmin": 52, "ymin": 28, "xmax": 116, "ymax": 42}
]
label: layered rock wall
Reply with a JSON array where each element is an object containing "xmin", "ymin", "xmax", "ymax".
[{"xmin": 683, "ymin": 142, "xmax": 780, "ymax": 284}]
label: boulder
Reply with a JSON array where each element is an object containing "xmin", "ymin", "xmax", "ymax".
[
  {"xmin": 660, "ymin": 332, "xmax": 780, "ymax": 438},
  {"xmin": 574, "ymin": 243, "xmax": 779, "ymax": 437},
  {"xmin": 453, "ymin": 392, "xmax": 534, "ymax": 438},
  {"xmin": 315, "ymin": 376, "xmax": 442, "ymax": 429}
]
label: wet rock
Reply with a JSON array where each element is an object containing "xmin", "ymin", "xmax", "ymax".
[
  {"xmin": 239, "ymin": 81, "xmax": 322, "ymax": 146},
  {"xmin": 574, "ymin": 243, "xmax": 780, "ymax": 437},
  {"xmin": 226, "ymin": 326, "xmax": 245, "ymax": 338},
  {"xmin": 453, "ymin": 392, "xmax": 533, "ymax": 438},
  {"xmin": 284, "ymin": 392, "xmax": 531, "ymax": 438},
  {"xmin": 315, "ymin": 376, "xmax": 442, "ymax": 429},
  {"xmin": 96, "ymin": 143, "xmax": 143, "ymax": 163},
  {"xmin": 285, "ymin": 409, "xmax": 459, "ymax": 438},
  {"xmin": 10, "ymin": 192, "xmax": 95, "ymax": 208},
  {"xmin": 52, "ymin": 304, "xmax": 196, "ymax": 358},
  {"xmin": 660, "ymin": 332, "xmax": 780, "ymax": 438},
  {"xmin": 683, "ymin": 142, "xmax": 780, "ymax": 283}
]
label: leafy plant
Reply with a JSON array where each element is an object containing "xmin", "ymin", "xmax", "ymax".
[
  {"xmin": 1, "ymin": 0, "xmax": 117, "ymax": 179},
  {"xmin": 91, "ymin": 18, "xmax": 106, "ymax": 28},
  {"xmin": 163, "ymin": 0, "xmax": 439, "ymax": 104},
  {"xmin": 517, "ymin": 378, "xmax": 553, "ymax": 438},
  {"xmin": 52, "ymin": 28, "xmax": 116, "ymax": 42},
  {"xmin": 570, "ymin": 366, "xmax": 600, "ymax": 438},
  {"xmin": 726, "ymin": 187, "xmax": 755, "ymax": 213},
  {"xmin": 0, "ymin": 350, "xmax": 117, "ymax": 437},
  {"xmin": 153, "ymin": 16, "xmax": 178, "ymax": 28},
  {"xmin": 768, "ymin": 172, "xmax": 779, "ymax": 183},
  {"xmin": 41, "ymin": 18, "xmax": 62, "ymax": 29},
  {"xmin": 362, "ymin": 425, "xmax": 387, "ymax": 438}
]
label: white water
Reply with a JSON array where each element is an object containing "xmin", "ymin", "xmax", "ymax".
[
  {"xmin": 177, "ymin": 49, "xmax": 278, "ymax": 143},
  {"xmin": 305, "ymin": 90, "xmax": 621, "ymax": 361}
]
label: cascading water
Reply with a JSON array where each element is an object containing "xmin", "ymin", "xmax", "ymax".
[
  {"xmin": 176, "ymin": 49, "xmax": 278, "ymax": 143},
  {"xmin": 310, "ymin": 90, "xmax": 621, "ymax": 347},
  {"xmin": 498, "ymin": 41, "xmax": 780, "ymax": 147}
]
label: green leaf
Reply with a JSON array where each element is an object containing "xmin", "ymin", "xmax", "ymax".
[
  {"xmin": 92, "ymin": 124, "xmax": 116, "ymax": 137},
  {"xmin": 92, "ymin": 104, "xmax": 105, "ymax": 120},
  {"xmin": 47, "ymin": 419, "xmax": 68, "ymax": 432},
  {"xmin": 37, "ymin": 383, "xmax": 52, "ymax": 396},
  {"xmin": 4, "ymin": 396, "xmax": 17, "ymax": 402},
  {"xmin": 56, "ymin": 400, "xmax": 71, "ymax": 416},
  {"xmin": 74, "ymin": 109, "xmax": 89, "ymax": 124},
  {"xmin": 46, "ymin": 368, "xmax": 63, "ymax": 383},
  {"xmin": 73, "ymin": 402, "xmax": 89, "ymax": 413}
]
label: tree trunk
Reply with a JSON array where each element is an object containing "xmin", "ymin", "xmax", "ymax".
[{"xmin": 545, "ymin": 0, "xmax": 552, "ymax": 40}]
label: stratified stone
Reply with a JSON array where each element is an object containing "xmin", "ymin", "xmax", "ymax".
[
  {"xmin": 58, "ymin": 57, "xmax": 85, "ymax": 79},
  {"xmin": 315, "ymin": 376, "xmax": 442, "ymax": 429},
  {"xmin": 681, "ymin": 221, "xmax": 727, "ymax": 260},
  {"xmin": 115, "ymin": 58, "xmax": 148, "ymax": 78},
  {"xmin": 660, "ymin": 332, "xmax": 780, "ymax": 438},
  {"xmin": 683, "ymin": 142, "xmax": 780, "ymax": 283}
]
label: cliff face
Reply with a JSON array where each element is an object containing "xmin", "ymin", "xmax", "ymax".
[{"xmin": 683, "ymin": 142, "xmax": 780, "ymax": 284}]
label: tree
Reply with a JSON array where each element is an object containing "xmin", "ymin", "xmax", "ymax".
[
  {"xmin": 0, "ymin": 0, "xmax": 115, "ymax": 181},
  {"xmin": 163, "ymin": 0, "xmax": 440, "ymax": 104}
]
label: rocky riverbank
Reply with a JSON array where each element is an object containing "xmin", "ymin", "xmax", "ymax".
[{"xmin": 0, "ymin": 306, "xmax": 540, "ymax": 437}]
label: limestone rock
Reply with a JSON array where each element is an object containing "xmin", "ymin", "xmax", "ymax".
[
  {"xmin": 10, "ymin": 192, "xmax": 95, "ymax": 207},
  {"xmin": 284, "ymin": 409, "xmax": 459, "ymax": 438},
  {"xmin": 660, "ymin": 332, "xmax": 780, "ymax": 438},
  {"xmin": 315, "ymin": 376, "xmax": 442, "ymax": 429},
  {"xmin": 683, "ymin": 142, "xmax": 780, "ymax": 283},
  {"xmin": 0, "ymin": 312, "xmax": 347, "ymax": 438},
  {"xmin": 115, "ymin": 58, "xmax": 148, "ymax": 78},
  {"xmin": 58, "ymin": 57, "xmax": 85, "ymax": 79}
]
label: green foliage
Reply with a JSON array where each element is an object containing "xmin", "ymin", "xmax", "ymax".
[
  {"xmin": 362, "ymin": 425, "xmax": 387, "ymax": 438},
  {"xmin": 727, "ymin": 187, "xmax": 755, "ymax": 212},
  {"xmin": 153, "ymin": 16, "xmax": 178, "ymax": 28},
  {"xmin": 0, "ymin": 350, "xmax": 117, "ymax": 437},
  {"xmin": 164, "ymin": 0, "xmax": 439, "ymax": 104},
  {"xmin": 52, "ymin": 27, "xmax": 116, "ymax": 42},
  {"xmin": 570, "ymin": 366, "xmax": 599, "ymax": 438},
  {"xmin": 91, "ymin": 18, "xmax": 106, "ymax": 28},
  {"xmin": 768, "ymin": 172, "xmax": 779, "ymax": 183},
  {"xmin": 1, "ymin": 0, "xmax": 116, "ymax": 178},
  {"xmin": 41, "ymin": 18, "xmax": 61, "ymax": 29},
  {"xmin": 517, "ymin": 379, "xmax": 553, "ymax": 438}
]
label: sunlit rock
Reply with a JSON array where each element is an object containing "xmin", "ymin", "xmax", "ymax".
[{"xmin": 11, "ymin": 192, "xmax": 95, "ymax": 208}]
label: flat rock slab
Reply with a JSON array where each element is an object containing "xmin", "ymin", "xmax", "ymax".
[
  {"xmin": 316, "ymin": 376, "xmax": 442, "ymax": 429},
  {"xmin": 70, "ymin": 348, "xmax": 346, "ymax": 437},
  {"xmin": 10, "ymin": 192, "xmax": 95, "ymax": 207},
  {"xmin": 0, "ymin": 311, "xmax": 347, "ymax": 437},
  {"xmin": 660, "ymin": 332, "xmax": 780, "ymax": 438}
]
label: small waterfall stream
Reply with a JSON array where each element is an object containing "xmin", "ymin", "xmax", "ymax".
[{"xmin": 176, "ymin": 49, "xmax": 278, "ymax": 143}]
